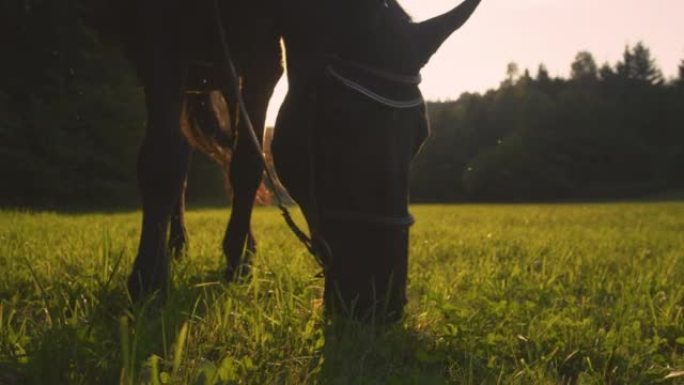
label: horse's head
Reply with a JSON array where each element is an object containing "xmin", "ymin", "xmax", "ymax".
[{"xmin": 272, "ymin": 0, "xmax": 481, "ymax": 321}]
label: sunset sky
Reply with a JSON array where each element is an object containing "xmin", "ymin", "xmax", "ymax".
[{"xmin": 266, "ymin": 0, "xmax": 684, "ymax": 125}]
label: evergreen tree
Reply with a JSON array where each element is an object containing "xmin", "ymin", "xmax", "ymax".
[
  {"xmin": 570, "ymin": 51, "xmax": 598, "ymax": 81},
  {"xmin": 599, "ymin": 63, "xmax": 616, "ymax": 81},
  {"xmin": 632, "ymin": 42, "xmax": 663, "ymax": 84},
  {"xmin": 502, "ymin": 62, "xmax": 519, "ymax": 86},
  {"xmin": 536, "ymin": 64, "xmax": 551, "ymax": 83},
  {"xmin": 616, "ymin": 45, "xmax": 634, "ymax": 79},
  {"xmin": 519, "ymin": 69, "xmax": 532, "ymax": 86},
  {"xmin": 616, "ymin": 42, "xmax": 663, "ymax": 84}
]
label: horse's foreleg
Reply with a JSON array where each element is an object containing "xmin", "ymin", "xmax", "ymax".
[
  {"xmin": 128, "ymin": 62, "xmax": 188, "ymax": 303},
  {"xmin": 129, "ymin": 129, "xmax": 189, "ymax": 302},
  {"xmin": 223, "ymin": 54, "xmax": 282, "ymax": 281}
]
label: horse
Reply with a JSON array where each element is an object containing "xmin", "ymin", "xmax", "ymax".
[{"xmin": 118, "ymin": 0, "xmax": 482, "ymax": 320}]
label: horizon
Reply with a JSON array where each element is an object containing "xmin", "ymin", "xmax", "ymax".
[{"xmin": 265, "ymin": 0, "xmax": 684, "ymax": 126}]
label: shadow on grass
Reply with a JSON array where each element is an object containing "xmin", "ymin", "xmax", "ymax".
[{"xmin": 316, "ymin": 318, "xmax": 494, "ymax": 385}]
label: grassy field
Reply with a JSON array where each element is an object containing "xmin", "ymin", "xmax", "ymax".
[{"xmin": 0, "ymin": 203, "xmax": 683, "ymax": 384}]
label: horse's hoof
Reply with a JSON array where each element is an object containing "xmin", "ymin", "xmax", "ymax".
[
  {"xmin": 168, "ymin": 233, "xmax": 188, "ymax": 260},
  {"xmin": 169, "ymin": 242, "xmax": 187, "ymax": 260},
  {"xmin": 127, "ymin": 273, "xmax": 147, "ymax": 304},
  {"xmin": 224, "ymin": 257, "xmax": 253, "ymax": 283},
  {"xmin": 127, "ymin": 262, "xmax": 168, "ymax": 304}
]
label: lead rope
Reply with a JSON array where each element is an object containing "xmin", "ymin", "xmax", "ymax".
[{"xmin": 212, "ymin": 0, "xmax": 325, "ymax": 269}]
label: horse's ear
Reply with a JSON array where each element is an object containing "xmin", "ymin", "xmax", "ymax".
[{"xmin": 412, "ymin": 0, "xmax": 481, "ymax": 67}]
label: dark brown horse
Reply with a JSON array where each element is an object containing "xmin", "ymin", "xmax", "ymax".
[{"xmin": 119, "ymin": 0, "xmax": 482, "ymax": 319}]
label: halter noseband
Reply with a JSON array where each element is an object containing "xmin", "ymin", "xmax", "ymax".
[{"xmin": 326, "ymin": 66, "xmax": 424, "ymax": 109}]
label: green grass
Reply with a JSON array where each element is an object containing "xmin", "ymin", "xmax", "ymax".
[{"xmin": 0, "ymin": 203, "xmax": 683, "ymax": 384}]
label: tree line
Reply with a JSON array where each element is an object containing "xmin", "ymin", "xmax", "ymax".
[
  {"xmin": 411, "ymin": 45, "xmax": 684, "ymax": 202},
  {"xmin": 1, "ymin": 1, "xmax": 683, "ymax": 208}
]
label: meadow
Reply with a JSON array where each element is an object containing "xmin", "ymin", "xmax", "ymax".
[{"xmin": 0, "ymin": 203, "xmax": 682, "ymax": 384}]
